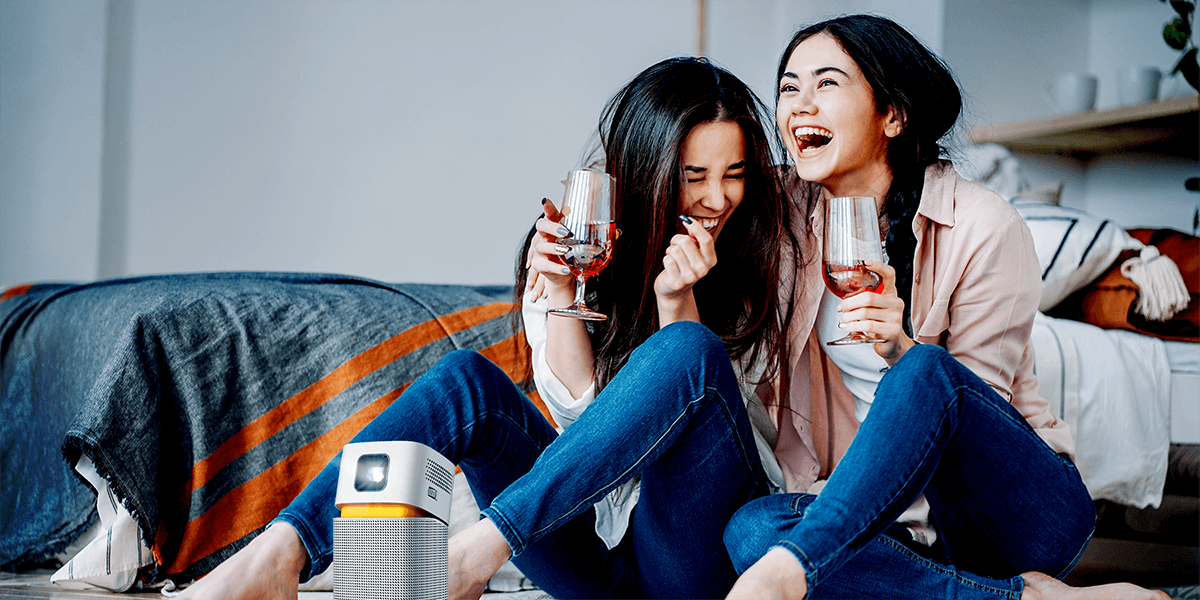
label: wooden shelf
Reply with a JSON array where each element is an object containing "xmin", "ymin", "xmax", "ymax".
[{"xmin": 970, "ymin": 94, "xmax": 1199, "ymax": 158}]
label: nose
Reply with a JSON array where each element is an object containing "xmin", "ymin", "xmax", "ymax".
[
  {"xmin": 784, "ymin": 87, "xmax": 816, "ymax": 117},
  {"xmin": 699, "ymin": 178, "xmax": 729, "ymax": 212}
]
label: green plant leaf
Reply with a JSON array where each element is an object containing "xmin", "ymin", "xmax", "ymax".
[
  {"xmin": 1169, "ymin": 0, "xmax": 1194, "ymax": 19},
  {"xmin": 1173, "ymin": 47, "xmax": 1199, "ymax": 92},
  {"xmin": 1165, "ymin": 18, "xmax": 1190, "ymax": 49}
]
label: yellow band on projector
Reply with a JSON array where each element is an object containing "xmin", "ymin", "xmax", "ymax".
[{"xmin": 339, "ymin": 504, "xmax": 430, "ymax": 518}]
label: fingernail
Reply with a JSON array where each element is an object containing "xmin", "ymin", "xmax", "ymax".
[
  {"xmin": 679, "ymin": 215, "xmax": 693, "ymax": 224},
  {"xmin": 561, "ymin": 267, "xmax": 571, "ymax": 274},
  {"xmin": 558, "ymin": 227, "xmax": 572, "ymax": 237},
  {"xmin": 556, "ymin": 245, "xmax": 570, "ymax": 254},
  {"xmin": 541, "ymin": 198, "xmax": 550, "ymax": 205}
]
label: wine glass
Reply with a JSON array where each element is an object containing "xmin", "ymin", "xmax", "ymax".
[
  {"xmin": 548, "ymin": 168, "xmax": 616, "ymax": 321},
  {"xmin": 823, "ymin": 196, "xmax": 886, "ymax": 345}
]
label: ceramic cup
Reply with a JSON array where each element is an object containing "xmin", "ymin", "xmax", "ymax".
[
  {"xmin": 1118, "ymin": 66, "xmax": 1161, "ymax": 105},
  {"xmin": 1044, "ymin": 72, "xmax": 1098, "ymax": 114}
]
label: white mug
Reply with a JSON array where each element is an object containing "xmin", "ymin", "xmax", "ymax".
[
  {"xmin": 1118, "ymin": 66, "xmax": 1161, "ymax": 105},
  {"xmin": 1044, "ymin": 72, "xmax": 1098, "ymax": 114}
]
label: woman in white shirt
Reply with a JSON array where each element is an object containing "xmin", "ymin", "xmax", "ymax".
[{"xmin": 179, "ymin": 56, "xmax": 796, "ymax": 600}]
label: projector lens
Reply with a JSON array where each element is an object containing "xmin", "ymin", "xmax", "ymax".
[{"xmin": 354, "ymin": 454, "xmax": 390, "ymax": 492}]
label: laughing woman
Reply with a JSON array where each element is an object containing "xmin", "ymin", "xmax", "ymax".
[
  {"xmin": 722, "ymin": 14, "xmax": 1168, "ymax": 600},
  {"xmin": 178, "ymin": 56, "xmax": 794, "ymax": 600}
]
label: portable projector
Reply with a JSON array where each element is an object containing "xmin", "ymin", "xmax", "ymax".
[{"xmin": 333, "ymin": 441, "xmax": 455, "ymax": 600}]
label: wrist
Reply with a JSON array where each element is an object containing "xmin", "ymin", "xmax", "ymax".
[{"xmin": 656, "ymin": 291, "xmax": 699, "ymax": 327}]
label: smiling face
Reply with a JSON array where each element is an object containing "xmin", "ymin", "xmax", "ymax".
[
  {"xmin": 677, "ymin": 120, "xmax": 746, "ymax": 240},
  {"xmin": 777, "ymin": 33, "xmax": 902, "ymax": 198}
]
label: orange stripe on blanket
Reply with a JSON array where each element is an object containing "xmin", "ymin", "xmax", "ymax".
[
  {"xmin": 0, "ymin": 283, "xmax": 32, "ymax": 303},
  {"xmin": 187, "ymin": 302, "xmax": 513, "ymax": 493},
  {"xmin": 166, "ymin": 384, "xmax": 410, "ymax": 574}
]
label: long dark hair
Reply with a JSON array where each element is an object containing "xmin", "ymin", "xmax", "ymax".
[
  {"xmin": 515, "ymin": 57, "xmax": 794, "ymax": 391},
  {"xmin": 777, "ymin": 14, "xmax": 962, "ymax": 334}
]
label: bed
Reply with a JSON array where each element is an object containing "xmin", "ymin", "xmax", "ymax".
[{"xmin": 1, "ymin": 200, "xmax": 1197, "ymax": 594}]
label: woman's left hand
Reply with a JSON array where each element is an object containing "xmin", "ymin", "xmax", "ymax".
[{"xmin": 837, "ymin": 259, "xmax": 917, "ymax": 364}]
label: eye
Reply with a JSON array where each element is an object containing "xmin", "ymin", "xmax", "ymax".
[
  {"xmin": 817, "ymin": 78, "xmax": 838, "ymax": 88},
  {"xmin": 779, "ymin": 82, "xmax": 799, "ymax": 94}
]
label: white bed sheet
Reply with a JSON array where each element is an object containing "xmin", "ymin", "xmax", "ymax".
[
  {"xmin": 1164, "ymin": 340, "xmax": 1200, "ymax": 444},
  {"xmin": 1031, "ymin": 313, "xmax": 1171, "ymax": 509}
]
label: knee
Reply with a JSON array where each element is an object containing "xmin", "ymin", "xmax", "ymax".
[
  {"xmin": 878, "ymin": 344, "xmax": 953, "ymax": 396},
  {"xmin": 425, "ymin": 349, "xmax": 506, "ymax": 387},
  {"xmin": 438, "ymin": 348, "xmax": 490, "ymax": 371},
  {"xmin": 723, "ymin": 494, "xmax": 813, "ymax": 573},
  {"xmin": 646, "ymin": 321, "xmax": 724, "ymax": 358}
]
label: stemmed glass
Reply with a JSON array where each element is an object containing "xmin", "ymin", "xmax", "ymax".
[
  {"xmin": 548, "ymin": 168, "xmax": 616, "ymax": 321},
  {"xmin": 822, "ymin": 196, "xmax": 886, "ymax": 345}
]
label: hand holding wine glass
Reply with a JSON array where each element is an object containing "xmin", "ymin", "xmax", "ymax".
[
  {"xmin": 548, "ymin": 168, "xmax": 616, "ymax": 321},
  {"xmin": 823, "ymin": 196, "xmax": 886, "ymax": 345}
]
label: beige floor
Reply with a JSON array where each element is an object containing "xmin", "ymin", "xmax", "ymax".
[{"xmin": 0, "ymin": 571, "xmax": 554, "ymax": 600}]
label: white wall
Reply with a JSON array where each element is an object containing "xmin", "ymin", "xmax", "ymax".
[
  {"xmin": 944, "ymin": 0, "xmax": 1197, "ymax": 230},
  {"xmin": 2, "ymin": 0, "xmax": 1195, "ymax": 292},
  {"xmin": 0, "ymin": 0, "xmax": 107, "ymax": 287}
]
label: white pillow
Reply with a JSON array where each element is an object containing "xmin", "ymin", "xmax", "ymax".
[{"xmin": 1012, "ymin": 199, "xmax": 1143, "ymax": 312}]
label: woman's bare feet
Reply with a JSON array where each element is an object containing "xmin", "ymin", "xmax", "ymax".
[
  {"xmin": 447, "ymin": 518, "xmax": 513, "ymax": 600},
  {"xmin": 726, "ymin": 547, "xmax": 808, "ymax": 600},
  {"xmin": 1021, "ymin": 571, "xmax": 1172, "ymax": 600},
  {"xmin": 177, "ymin": 522, "xmax": 307, "ymax": 600}
]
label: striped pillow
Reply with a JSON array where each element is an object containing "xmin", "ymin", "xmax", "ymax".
[{"xmin": 1012, "ymin": 199, "xmax": 1143, "ymax": 312}]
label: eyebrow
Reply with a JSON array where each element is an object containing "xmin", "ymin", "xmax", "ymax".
[
  {"xmin": 683, "ymin": 161, "xmax": 746, "ymax": 173},
  {"xmin": 781, "ymin": 66, "xmax": 849, "ymax": 80}
]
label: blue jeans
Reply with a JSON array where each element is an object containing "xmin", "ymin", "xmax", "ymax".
[
  {"xmin": 276, "ymin": 321, "xmax": 767, "ymax": 599},
  {"xmin": 723, "ymin": 344, "xmax": 1095, "ymax": 599}
]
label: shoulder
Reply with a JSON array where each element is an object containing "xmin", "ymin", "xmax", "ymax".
[{"xmin": 926, "ymin": 162, "xmax": 1027, "ymax": 243}]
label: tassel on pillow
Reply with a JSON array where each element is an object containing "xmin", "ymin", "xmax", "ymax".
[{"xmin": 1120, "ymin": 245, "xmax": 1190, "ymax": 321}]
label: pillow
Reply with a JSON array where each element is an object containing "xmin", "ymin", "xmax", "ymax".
[
  {"xmin": 1048, "ymin": 228, "xmax": 1199, "ymax": 342},
  {"xmin": 1012, "ymin": 199, "xmax": 1144, "ymax": 312}
]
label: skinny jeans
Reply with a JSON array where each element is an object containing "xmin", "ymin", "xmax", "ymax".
[
  {"xmin": 724, "ymin": 343, "xmax": 1095, "ymax": 599},
  {"xmin": 275, "ymin": 321, "xmax": 768, "ymax": 599}
]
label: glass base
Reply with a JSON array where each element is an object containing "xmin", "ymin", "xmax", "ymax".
[
  {"xmin": 548, "ymin": 305, "xmax": 607, "ymax": 321},
  {"xmin": 826, "ymin": 334, "xmax": 885, "ymax": 345}
]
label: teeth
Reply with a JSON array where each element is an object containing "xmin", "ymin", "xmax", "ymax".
[
  {"xmin": 688, "ymin": 216, "xmax": 720, "ymax": 231},
  {"xmin": 793, "ymin": 126, "xmax": 833, "ymax": 153}
]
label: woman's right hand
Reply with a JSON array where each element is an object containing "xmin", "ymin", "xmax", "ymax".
[
  {"xmin": 653, "ymin": 216, "xmax": 716, "ymax": 326},
  {"xmin": 526, "ymin": 198, "xmax": 578, "ymax": 303}
]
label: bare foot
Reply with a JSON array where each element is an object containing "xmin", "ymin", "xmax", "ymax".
[
  {"xmin": 448, "ymin": 518, "xmax": 513, "ymax": 600},
  {"xmin": 1021, "ymin": 571, "xmax": 1171, "ymax": 600},
  {"xmin": 177, "ymin": 522, "xmax": 307, "ymax": 600},
  {"xmin": 726, "ymin": 547, "xmax": 808, "ymax": 600}
]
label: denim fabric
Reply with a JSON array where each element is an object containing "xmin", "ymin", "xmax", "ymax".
[
  {"xmin": 277, "ymin": 321, "xmax": 767, "ymax": 600},
  {"xmin": 724, "ymin": 344, "xmax": 1094, "ymax": 600},
  {"xmin": 1, "ymin": 272, "xmax": 515, "ymax": 575}
]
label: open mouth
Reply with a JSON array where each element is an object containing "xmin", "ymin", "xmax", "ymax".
[{"xmin": 793, "ymin": 126, "xmax": 833, "ymax": 154}]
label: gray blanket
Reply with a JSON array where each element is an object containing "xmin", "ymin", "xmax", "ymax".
[{"xmin": 0, "ymin": 273, "xmax": 529, "ymax": 582}]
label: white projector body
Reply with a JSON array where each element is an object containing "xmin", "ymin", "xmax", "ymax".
[{"xmin": 333, "ymin": 441, "xmax": 456, "ymax": 600}]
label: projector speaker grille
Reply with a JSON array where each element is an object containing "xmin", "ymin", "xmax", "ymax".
[{"xmin": 333, "ymin": 517, "xmax": 448, "ymax": 600}]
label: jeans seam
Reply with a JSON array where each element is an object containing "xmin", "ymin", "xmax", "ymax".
[
  {"xmin": 774, "ymin": 541, "xmax": 819, "ymax": 584},
  {"xmin": 1053, "ymin": 524, "xmax": 1095, "ymax": 579},
  {"xmin": 712, "ymin": 386, "xmax": 760, "ymax": 478},
  {"xmin": 480, "ymin": 504, "xmax": 526, "ymax": 556},
  {"xmin": 877, "ymin": 535, "xmax": 1021, "ymax": 599}
]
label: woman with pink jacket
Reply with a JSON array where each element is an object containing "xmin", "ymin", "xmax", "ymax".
[{"xmin": 723, "ymin": 14, "xmax": 1166, "ymax": 600}]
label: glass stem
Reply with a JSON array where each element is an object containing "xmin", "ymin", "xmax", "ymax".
[{"xmin": 573, "ymin": 276, "xmax": 587, "ymax": 308}]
